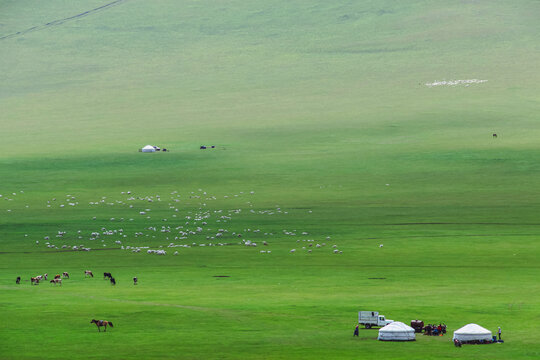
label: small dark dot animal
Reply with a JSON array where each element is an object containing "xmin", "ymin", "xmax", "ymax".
[
  {"xmin": 110, "ymin": 277, "xmax": 116, "ymax": 285},
  {"xmin": 62, "ymin": 272, "xmax": 69, "ymax": 279},
  {"xmin": 493, "ymin": 133, "xmax": 497, "ymax": 138},
  {"xmin": 104, "ymin": 272, "xmax": 112, "ymax": 280},
  {"xmin": 133, "ymin": 277, "xmax": 138, "ymax": 285},
  {"xmin": 200, "ymin": 146, "xmax": 206, "ymax": 149},
  {"xmin": 84, "ymin": 270, "xmax": 93, "ymax": 278},
  {"xmin": 16, "ymin": 276, "xmax": 20, "ymax": 284}
]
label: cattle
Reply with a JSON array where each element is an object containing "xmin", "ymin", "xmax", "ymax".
[{"xmin": 16, "ymin": 276, "xmax": 20, "ymax": 284}]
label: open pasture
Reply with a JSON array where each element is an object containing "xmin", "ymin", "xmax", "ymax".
[{"xmin": 1, "ymin": 0, "xmax": 540, "ymax": 359}]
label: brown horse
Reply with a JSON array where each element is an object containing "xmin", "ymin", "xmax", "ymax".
[
  {"xmin": 90, "ymin": 319, "xmax": 114, "ymax": 332},
  {"xmin": 85, "ymin": 270, "xmax": 94, "ymax": 278},
  {"xmin": 50, "ymin": 278, "xmax": 62, "ymax": 285}
]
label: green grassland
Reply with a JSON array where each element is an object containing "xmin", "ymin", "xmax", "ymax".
[{"xmin": 1, "ymin": 0, "xmax": 540, "ymax": 359}]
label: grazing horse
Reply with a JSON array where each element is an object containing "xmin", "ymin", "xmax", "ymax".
[
  {"xmin": 103, "ymin": 272, "xmax": 112, "ymax": 280},
  {"xmin": 50, "ymin": 278, "xmax": 62, "ymax": 285},
  {"xmin": 16, "ymin": 276, "xmax": 21, "ymax": 284},
  {"xmin": 493, "ymin": 133, "xmax": 497, "ymax": 138},
  {"xmin": 84, "ymin": 270, "xmax": 94, "ymax": 278},
  {"xmin": 62, "ymin": 272, "xmax": 70, "ymax": 279},
  {"xmin": 110, "ymin": 277, "xmax": 116, "ymax": 286},
  {"xmin": 31, "ymin": 277, "xmax": 40, "ymax": 285},
  {"xmin": 43, "ymin": 273, "xmax": 48, "ymax": 280},
  {"xmin": 90, "ymin": 319, "xmax": 114, "ymax": 332},
  {"xmin": 133, "ymin": 277, "xmax": 138, "ymax": 285},
  {"xmin": 54, "ymin": 274, "xmax": 61, "ymax": 280}
]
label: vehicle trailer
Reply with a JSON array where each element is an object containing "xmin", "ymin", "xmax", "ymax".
[{"xmin": 358, "ymin": 311, "xmax": 393, "ymax": 329}]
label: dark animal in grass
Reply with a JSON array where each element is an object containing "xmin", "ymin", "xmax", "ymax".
[
  {"xmin": 84, "ymin": 270, "xmax": 93, "ymax": 278},
  {"xmin": 16, "ymin": 276, "xmax": 20, "ymax": 284},
  {"xmin": 104, "ymin": 272, "xmax": 112, "ymax": 280},
  {"xmin": 133, "ymin": 277, "xmax": 138, "ymax": 285},
  {"xmin": 200, "ymin": 146, "xmax": 206, "ymax": 149},
  {"xmin": 90, "ymin": 319, "xmax": 114, "ymax": 332},
  {"xmin": 31, "ymin": 277, "xmax": 39, "ymax": 285},
  {"xmin": 54, "ymin": 274, "xmax": 61, "ymax": 280},
  {"xmin": 493, "ymin": 133, "xmax": 497, "ymax": 138},
  {"xmin": 50, "ymin": 278, "xmax": 62, "ymax": 285},
  {"xmin": 110, "ymin": 277, "xmax": 116, "ymax": 285},
  {"xmin": 62, "ymin": 272, "xmax": 69, "ymax": 279}
]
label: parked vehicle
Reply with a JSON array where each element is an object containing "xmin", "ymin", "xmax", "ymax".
[
  {"xmin": 358, "ymin": 311, "xmax": 393, "ymax": 329},
  {"xmin": 411, "ymin": 320, "xmax": 424, "ymax": 333}
]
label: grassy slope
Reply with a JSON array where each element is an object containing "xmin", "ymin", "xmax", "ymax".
[{"xmin": 0, "ymin": 0, "xmax": 539, "ymax": 359}]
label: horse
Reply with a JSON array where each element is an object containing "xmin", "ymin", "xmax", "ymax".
[
  {"xmin": 43, "ymin": 273, "xmax": 48, "ymax": 280},
  {"xmin": 90, "ymin": 319, "xmax": 114, "ymax": 332},
  {"xmin": 110, "ymin": 277, "xmax": 116, "ymax": 286},
  {"xmin": 62, "ymin": 272, "xmax": 70, "ymax": 279},
  {"xmin": 103, "ymin": 272, "xmax": 112, "ymax": 280},
  {"xmin": 493, "ymin": 133, "xmax": 498, "ymax": 138},
  {"xmin": 84, "ymin": 270, "xmax": 94, "ymax": 278},
  {"xmin": 133, "ymin": 277, "xmax": 138, "ymax": 285},
  {"xmin": 54, "ymin": 274, "xmax": 61, "ymax": 280},
  {"xmin": 16, "ymin": 276, "xmax": 20, "ymax": 284},
  {"xmin": 31, "ymin": 277, "xmax": 40, "ymax": 285},
  {"xmin": 50, "ymin": 278, "xmax": 62, "ymax": 285}
]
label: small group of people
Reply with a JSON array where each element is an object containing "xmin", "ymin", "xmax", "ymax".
[{"xmin": 424, "ymin": 323, "xmax": 446, "ymax": 336}]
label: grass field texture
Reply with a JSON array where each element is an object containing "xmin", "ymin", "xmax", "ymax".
[{"xmin": 1, "ymin": 1, "xmax": 539, "ymax": 359}]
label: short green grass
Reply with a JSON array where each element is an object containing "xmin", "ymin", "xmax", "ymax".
[{"xmin": 1, "ymin": 1, "xmax": 539, "ymax": 359}]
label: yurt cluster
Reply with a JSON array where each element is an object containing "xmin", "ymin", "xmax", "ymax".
[{"xmin": 374, "ymin": 321, "xmax": 502, "ymax": 347}]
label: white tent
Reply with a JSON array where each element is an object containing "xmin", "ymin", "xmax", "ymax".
[
  {"xmin": 453, "ymin": 323, "xmax": 492, "ymax": 342},
  {"xmin": 141, "ymin": 145, "xmax": 156, "ymax": 153},
  {"xmin": 378, "ymin": 321, "xmax": 416, "ymax": 341}
]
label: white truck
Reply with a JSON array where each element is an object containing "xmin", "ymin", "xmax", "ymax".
[{"xmin": 358, "ymin": 311, "xmax": 393, "ymax": 329}]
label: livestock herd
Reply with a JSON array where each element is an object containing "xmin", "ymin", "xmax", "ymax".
[
  {"xmin": 16, "ymin": 270, "xmax": 135, "ymax": 286},
  {"xmin": 2, "ymin": 188, "xmax": 356, "ymax": 258}
]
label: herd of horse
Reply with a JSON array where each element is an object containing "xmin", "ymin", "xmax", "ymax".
[
  {"xmin": 16, "ymin": 270, "xmax": 124, "ymax": 286},
  {"xmin": 16, "ymin": 270, "xmax": 140, "ymax": 332}
]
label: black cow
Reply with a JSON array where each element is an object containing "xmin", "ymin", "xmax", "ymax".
[
  {"xmin": 110, "ymin": 277, "xmax": 116, "ymax": 286},
  {"xmin": 104, "ymin": 272, "xmax": 112, "ymax": 280},
  {"xmin": 16, "ymin": 276, "xmax": 20, "ymax": 284}
]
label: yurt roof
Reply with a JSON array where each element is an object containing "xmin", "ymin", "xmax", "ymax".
[
  {"xmin": 379, "ymin": 322, "xmax": 414, "ymax": 332},
  {"xmin": 454, "ymin": 323, "xmax": 491, "ymax": 335}
]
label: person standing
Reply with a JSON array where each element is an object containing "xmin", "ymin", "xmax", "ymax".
[
  {"xmin": 354, "ymin": 324, "xmax": 359, "ymax": 337},
  {"xmin": 498, "ymin": 326, "xmax": 502, "ymax": 340}
]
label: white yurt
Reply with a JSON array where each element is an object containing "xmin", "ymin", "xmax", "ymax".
[
  {"xmin": 453, "ymin": 324, "xmax": 492, "ymax": 342},
  {"xmin": 378, "ymin": 321, "xmax": 416, "ymax": 341},
  {"xmin": 141, "ymin": 145, "xmax": 156, "ymax": 153}
]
